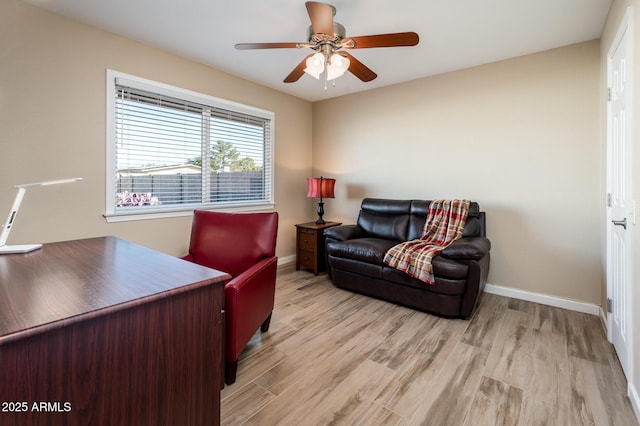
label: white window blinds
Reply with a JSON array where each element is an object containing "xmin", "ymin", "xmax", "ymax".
[{"xmin": 106, "ymin": 71, "xmax": 274, "ymax": 220}]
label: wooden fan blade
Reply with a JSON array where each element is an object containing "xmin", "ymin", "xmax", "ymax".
[
  {"xmin": 343, "ymin": 32, "xmax": 419, "ymax": 49},
  {"xmin": 284, "ymin": 54, "xmax": 313, "ymax": 83},
  {"xmin": 306, "ymin": 1, "xmax": 334, "ymax": 36},
  {"xmin": 235, "ymin": 42, "xmax": 301, "ymax": 50},
  {"xmin": 339, "ymin": 52, "xmax": 377, "ymax": 82}
]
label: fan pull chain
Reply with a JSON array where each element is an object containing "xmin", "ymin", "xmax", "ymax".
[{"xmin": 324, "ymin": 70, "xmax": 328, "ymax": 91}]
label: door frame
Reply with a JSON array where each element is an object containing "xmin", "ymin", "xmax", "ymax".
[{"xmin": 606, "ymin": 6, "xmax": 634, "ymax": 382}]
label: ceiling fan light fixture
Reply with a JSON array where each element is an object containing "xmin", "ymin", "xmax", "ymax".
[
  {"xmin": 304, "ymin": 52, "xmax": 325, "ymax": 79},
  {"xmin": 326, "ymin": 53, "xmax": 350, "ymax": 80}
]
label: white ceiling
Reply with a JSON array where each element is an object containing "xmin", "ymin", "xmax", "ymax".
[{"xmin": 23, "ymin": 0, "xmax": 612, "ymax": 102}]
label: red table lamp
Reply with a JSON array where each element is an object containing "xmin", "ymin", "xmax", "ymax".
[{"xmin": 307, "ymin": 176, "xmax": 335, "ymax": 224}]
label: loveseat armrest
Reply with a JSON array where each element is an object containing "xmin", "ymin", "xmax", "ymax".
[
  {"xmin": 324, "ymin": 224, "xmax": 365, "ymax": 242},
  {"xmin": 440, "ymin": 237, "xmax": 491, "ymax": 261}
]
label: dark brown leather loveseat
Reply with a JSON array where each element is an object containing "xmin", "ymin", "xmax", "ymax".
[{"xmin": 324, "ymin": 198, "xmax": 490, "ymax": 319}]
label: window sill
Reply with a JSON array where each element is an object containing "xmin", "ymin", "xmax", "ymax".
[{"xmin": 104, "ymin": 202, "xmax": 276, "ymax": 223}]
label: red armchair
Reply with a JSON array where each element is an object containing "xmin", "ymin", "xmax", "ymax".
[{"xmin": 182, "ymin": 210, "xmax": 279, "ymax": 385}]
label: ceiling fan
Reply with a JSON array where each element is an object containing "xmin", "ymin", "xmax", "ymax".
[{"xmin": 235, "ymin": 1, "xmax": 419, "ymax": 85}]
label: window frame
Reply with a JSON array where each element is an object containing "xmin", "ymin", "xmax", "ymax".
[{"xmin": 105, "ymin": 70, "xmax": 275, "ymax": 223}]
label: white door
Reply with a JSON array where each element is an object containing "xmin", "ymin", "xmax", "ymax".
[{"xmin": 607, "ymin": 10, "xmax": 633, "ymax": 379}]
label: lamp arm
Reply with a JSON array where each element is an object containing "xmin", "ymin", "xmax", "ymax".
[
  {"xmin": 0, "ymin": 187, "xmax": 27, "ymax": 246},
  {"xmin": 0, "ymin": 177, "xmax": 81, "ymax": 253}
]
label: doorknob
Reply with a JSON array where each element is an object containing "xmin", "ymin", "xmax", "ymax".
[{"xmin": 612, "ymin": 218, "xmax": 627, "ymax": 229}]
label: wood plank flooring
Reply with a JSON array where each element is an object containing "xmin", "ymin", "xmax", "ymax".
[{"xmin": 221, "ymin": 265, "xmax": 637, "ymax": 425}]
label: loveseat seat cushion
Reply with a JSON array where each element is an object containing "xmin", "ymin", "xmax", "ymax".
[
  {"xmin": 327, "ymin": 238, "xmax": 398, "ymax": 265},
  {"xmin": 327, "ymin": 236, "xmax": 470, "ymax": 282}
]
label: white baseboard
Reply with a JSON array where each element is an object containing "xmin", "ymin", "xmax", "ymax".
[
  {"xmin": 277, "ymin": 255, "xmax": 296, "ymax": 266},
  {"xmin": 484, "ymin": 283, "xmax": 600, "ymax": 316},
  {"xmin": 629, "ymin": 382, "xmax": 640, "ymax": 424},
  {"xmin": 599, "ymin": 306, "xmax": 609, "ymax": 334}
]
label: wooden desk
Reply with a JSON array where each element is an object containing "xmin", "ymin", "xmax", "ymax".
[{"xmin": 0, "ymin": 236, "xmax": 230, "ymax": 426}]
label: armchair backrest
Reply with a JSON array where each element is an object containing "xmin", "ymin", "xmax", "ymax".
[{"xmin": 187, "ymin": 210, "xmax": 278, "ymax": 278}]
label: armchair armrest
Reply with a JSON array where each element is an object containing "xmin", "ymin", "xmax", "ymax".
[
  {"xmin": 226, "ymin": 256, "xmax": 278, "ymax": 295},
  {"xmin": 225, "ymin": 256, "xmax": 278, "ymax": 359},
  {"xmin": 324, "ymin": 224, "xmax": 365, "ymax": 242},
  {"xmin": 440, "ymin": 237, "xmax": 491, "ymax": 261}
]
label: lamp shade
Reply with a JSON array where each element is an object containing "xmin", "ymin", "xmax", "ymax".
[
  {"xmin": 326, "ymin": 53, "xmax": 350, "ymax": 81},
  {"xmin": 304, "ymin": 52, "xmax": 325, "ymax": 80},
  {"xmin": 306, "ymin": 177, "xmax": 335, "ymax": 199}
]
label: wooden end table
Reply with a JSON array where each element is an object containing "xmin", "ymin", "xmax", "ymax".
[{"xmin": 295, "ymin": 221, "xmax": 341, "ymax": 275}]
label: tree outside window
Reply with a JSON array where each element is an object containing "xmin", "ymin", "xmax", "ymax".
[{"xmin": 188, "ymin": 140, "xmax": 260, "ymax": 172}]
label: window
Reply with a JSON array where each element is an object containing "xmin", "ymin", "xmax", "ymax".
[{"xmin": 105, "ymin": 70, "xmax": 274, "ymax": 222}]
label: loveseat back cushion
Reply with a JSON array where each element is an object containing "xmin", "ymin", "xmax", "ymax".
[
  {"xmin": 357, "ymin": 199, "xmax": 411, "ymax": 241},
  {"xmin": 407, "ymin": 200, "xmax": 482, "ymax": 240}
]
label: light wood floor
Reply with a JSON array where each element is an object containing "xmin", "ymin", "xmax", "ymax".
[{"xmin": 221, "ymin": 264, "xmax": 638, "ymax": 425}]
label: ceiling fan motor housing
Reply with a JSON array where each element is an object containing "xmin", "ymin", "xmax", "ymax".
[{"xmin": 307, "ymin": 23, "xmax": 346, "ymax": 45}]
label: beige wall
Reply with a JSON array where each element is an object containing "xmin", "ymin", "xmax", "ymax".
[
  {"xmin": 0, "ymin": 0, "xmax": 312, "ymax": 258},
  {"xmin": 601, "ymin": 0, "xmax": 640, "ymax": 410},
  {"xmin": 313, "ymin": 40, "xmax": 602, "ymax": 304}
]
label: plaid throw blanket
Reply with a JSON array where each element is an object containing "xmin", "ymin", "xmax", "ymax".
[{"xmin": 383, "ymin": 199, "xmax": 470, "ymax": 285}]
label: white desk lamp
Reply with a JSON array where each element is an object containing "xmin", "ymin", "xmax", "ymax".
[{"xmin": 0, "ymin": 178, "xmax": 83, "ymax": 254}]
